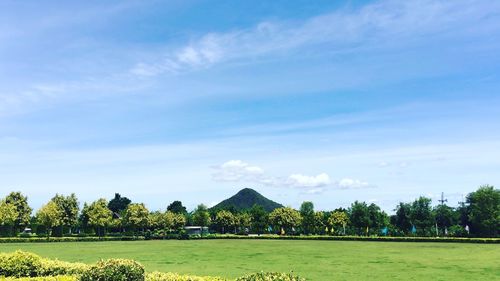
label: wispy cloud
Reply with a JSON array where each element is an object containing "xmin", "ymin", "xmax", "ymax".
[{"xmin": 130, "ymin": 0, "xmax": 500, "ymax": 76}]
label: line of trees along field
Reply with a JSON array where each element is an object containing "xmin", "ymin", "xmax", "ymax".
[{"xmin": 0, "ymin": 185, "xmax": 498, "ymax": 238}]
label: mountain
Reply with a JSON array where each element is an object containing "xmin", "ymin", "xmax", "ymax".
[{"xmin": 211, "ymin": 188, "xmax": 283, "ymax": 212}]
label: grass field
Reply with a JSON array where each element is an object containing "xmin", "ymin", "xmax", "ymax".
[{"xmin": 1, "ymin": 240, "xmax": 499, "ymax": 281}]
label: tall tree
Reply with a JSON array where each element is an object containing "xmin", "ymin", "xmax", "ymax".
[
  {"xmin": 368, "ymin": 203, "xmax": 387, "ymax": 233},
  {"xmin": 107, "ymin": 193, "xmax": 131, "ymax": 214},
  {"xmin": 394, "ymin": 202, "xmax": 412, "ymax": 234},
  {"xmin": 4, "ymin": 192, "xmax": 32, "ymax": 232},
  {"xmin": 299, "ymin": 201, "xmax": 315, "ymax": 235},
  {"xmin": 236, "ymin": 212, "xmax": 252, "ymax": 234},
  {"xmin": 167, "ymin": 201, "xmax": 187, "ymax": 214},
  {"xmin": 433, "ymin": 204, "xmax": 456, "ymax": 234},
  {"xmin": 36, "ymin": 201, "xmax": 63, "ymax": 238},
  {"xmin": 467, "ymin": 185, "xmax": 500, "ymax": 237},
  {"xmin": 87, "ymin": 199, "xmax": 112, "ymax": 237},
  {"xmin": 349, "ymin": 201, "xmax": 370, "ymax": 235},
  {"xmin": 51, "ymin": 193, "xmax": 79, "ymax": 233},
  {"xmin": 0, "ymin": 200, "xmax": 18, "ymax": 236},
  {"xmin": 192, "ymin": 204, "xmax": 211, "ymax": 237},
  {"xmin": 327, "ymin": 211, "xmax": 349, "ymax": 235},
  {"xmin": 410, "ymin": 197, "xmax": 434, "ymax": 236},
  {"xmin": 124, "ymin": 203, "xmax": 150, "ymax": 234},
  {"xmin": 214, "ymin": 210, "xmax": 235, "ymax": 234},
  {"xmin": 249, "ymin": 204, "xmax": 268, "ymax": 234},
  {"xmin": 164, "ymin": 211, "xmax": 186, "ymax": 232},
  {"xmin": 268, "ymin": 207, "xmax": 302, "ymax": 235}
]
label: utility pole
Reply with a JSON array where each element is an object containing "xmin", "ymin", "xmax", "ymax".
[{"xmin": 438, "ymin": 192, "xmax": 448, "ymax": 205}]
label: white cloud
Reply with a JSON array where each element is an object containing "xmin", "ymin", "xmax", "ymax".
[
  {"xmin": 212, "ymin": 160, "xmax": 265, "ymax": 182},
  {"xmin": 337, "ymin": 178, "xmax": 371, "ymax": 189},
  {"xmin": 212, "ymin": 160, "xmax": 370, "ymax": 193},
  {"xmin": 286, "ymin": 173, "xmax": 331, "ymax": 188}
]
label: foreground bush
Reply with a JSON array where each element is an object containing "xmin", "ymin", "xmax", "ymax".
[
  {"xmin": 235, "ymin": 272, "xmax": 305, "ymax": 281},
  {"xmin": 80, "ymin": 259, "xmax": 145, "ymax": 281},
  {"xmin": 146, "ymin": 272, "xmax": 227, "ymax": 281},
  {"xmin": 0, "ymin": 276, "xmax": 77, "ymax": 281},
  {"xmin": 0, "ymin": 251, "xmax": 87, "ymax": 278},
  {"xmin": 0, "ymin": 251, "xmax": 43, "ymax": 277}
]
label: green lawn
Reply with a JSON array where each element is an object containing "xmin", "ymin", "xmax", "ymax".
[{"xmin": 1, "ymin": 240, "xmax": 499, "ymax": 281}]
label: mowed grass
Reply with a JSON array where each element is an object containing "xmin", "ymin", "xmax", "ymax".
[{"xmin": 1, "ymin": 240, "xmax": 499, "ymax": 281}]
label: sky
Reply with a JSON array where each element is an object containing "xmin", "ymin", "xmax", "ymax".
[{"xmin": 1, "ymin": 0, "xmax": 500, "ymax": 213}]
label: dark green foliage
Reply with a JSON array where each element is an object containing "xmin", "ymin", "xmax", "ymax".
[
  {"xmin": 80, "ymin": 259, "xmax": 145, "ymax": 281},
  {"xmin": 467, "ymin": 185, "xmax": 500, "ymax": 237},
  {"xmin": 250, "ymin": 205, "xmax": 268, "ymax": 234},
  {"xmin": 166, "ymin": 201, "xmax": 187, "ymax": 215},
  {"xmin": 393, "ymin": 203, "xmax": 412, "ymax": 234},
  {"xmin": 410, "ymin": 197, "xmax": 434, "ymax": 235},
  {"xmin": 211, "ymin": 188, "xmax": 283, "ymax": 212},
  {"xmin": 108, "ymin": 193, "xmax": 131, "ymax": 214}
]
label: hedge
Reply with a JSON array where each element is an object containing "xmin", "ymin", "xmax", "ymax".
[
  {"xmin": 0, "ymin": 276, "xmax": 77, "ymax": 281},
  {"xmin": 146, "ymin": 272, "xmax": 227, "ymax": 281},
  {"xmin": 0, "ymin": 237, "xmax": 144, "ymax": 243},
  {"xmin": 235, "ymin": 272, "xmax": 305, "ymax": 281},
  {"xmin": 1, "ymin": 234, "xmax": 498, "ymax": 244},
  {"xmin": 212, "ymin": 234, "xmax": 500, "ymax": 244}
]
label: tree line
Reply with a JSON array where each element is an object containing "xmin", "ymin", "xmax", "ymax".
[{"xmin": 0, "ymin": 185, "xmax": 498, "ymax": 238}]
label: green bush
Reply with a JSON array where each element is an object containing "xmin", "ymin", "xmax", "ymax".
[
  {"xmin": 38, "ymin": 259, "xmax": 88, "ymax": 276},
  {"xmin": 0, "ymin": 251, "xmax": 87, "ymax": 278},
  {"xmin": 235, "ymin": 272, "xmax": 305, "ymax": 281},
  {"xmin": 80, "ymin": 259, "xmax": 145, "ymax": 281},
  {"xmin": 0, "ymin": 251, "xmax": 43, "ymax": 277},
  {"xmin": 0, "ymin": 276, "xmax": 77, "ymax": 281},
  {"xmin": 146, "ymin": 272, "xmax": 226, "ymax": 281}
]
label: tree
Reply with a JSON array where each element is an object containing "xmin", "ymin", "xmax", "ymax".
[
  {"xmin": 300, "ymin": 201, "xmax": 315, "ymax": 235},
  {"xmin": 327, "ymin": 211, "xmax": 349, "ymax": 235},
  {"xmin": 394, "ymin": 202, "xmax": 412, "ymax": 234},
  {"xmin": 236, "ymin": 212, "xmax": 252, "ymax": 234},
  {"xmin": 164, "ymin": 211, "xmax": 186, "ymax": 232},
  {"xmin": 0, "ymin": 200, "xmax": 18, "ymax": 236},
  {"xmin": 349, "ymin": 201, "xmax": 370, "ymax": 235},
  {"xmin": 107, "ymin": 193, "xmax": 131, "ymax": 214},
  {"xmin": 313, "ymin": 211, "xmax": 325, "ymax": 234},
  {"xmin": 467, "ymin": 185, "xmax": 500, "ymax": 237},
  {"xmin": 410, "ymin": 197, "xmax": 434, "ymax": 236},
  {"xmin": 124, "ymin": 203, "xmax": 150, "ymax": 234},
  {"xmin": 192, "ymin": 204, "xmax": 211, "ymax": 236},
  {"xmin": 268, "ymin": 207, "xmax": 302, "ymax": 235},
  {"xmin": 433, "ymin": 204, "xmax": 456, "ymax": 235},
  {"xmin": 86, "ymin": 199, "xmax": 112, "ymax": 237},
  {"xmin": 4, "ymin": 192, "xmax": 32, "ymax": 232},
  {"xmin": 167, "ymin": 201, "xmax": 187, "ymax": 215},
  {"xmin": 51, "ymin": 193, "xmax": 79, "ymax": 234},
  {"xmin": 214, "ymin": 210, "xmax": 236, "ymax": 234},
  {"xmin": 36, "ymin": 201, "xmax": 63, "ymax": 238},
  {"xmin": 368, "ymin": 203, "xmax": 387, "ymax": 233},
  {"xmin": 149, "ymin": 211, "xmax": 165, "ymax": 231},
  {"xmin": 250, "ymin": 204, "xmax": 268, "ymax": 234}
]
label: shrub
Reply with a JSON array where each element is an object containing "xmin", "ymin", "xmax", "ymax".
[
  {"xmin": 80, "ymin": 259, "xmax": 145, "ymax": 281},
  {"xmin": 0, "ymin": 251, "xmax": 43, "ymax": 277},
  {"xmin": 235, "ymin": 272, "xmax": 305, "ymax": 281},
  {"xmin": 38, "ymin": 259, "xmax": 88, "ymax": 276},
  {"xmin": 0, "ymin": 276, "xmax": 77, "ymax": 281},
  {"xmin": 146, "ymin": 272, "xmax": 227, "ymax": 281}
]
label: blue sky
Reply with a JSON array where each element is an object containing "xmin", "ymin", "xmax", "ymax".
[{"xmin": 1, "ymin": 0, "xmax": 500, "ymax": 213}]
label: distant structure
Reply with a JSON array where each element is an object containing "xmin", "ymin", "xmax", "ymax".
[{"xmin": 438, "ymin": 192, "xmax": 448, "ymax": 205}]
